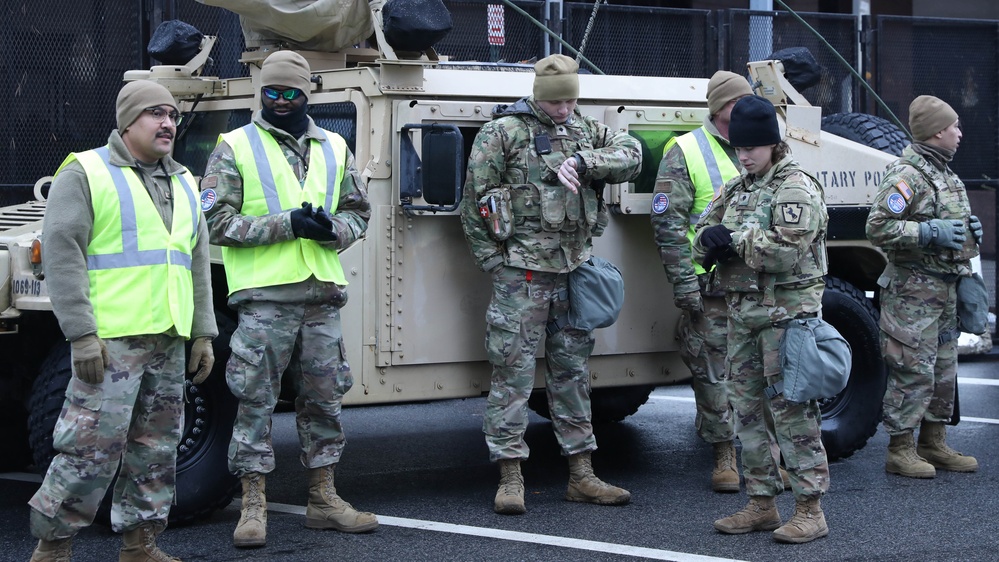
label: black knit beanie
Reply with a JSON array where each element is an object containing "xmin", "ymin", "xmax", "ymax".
[{"xmin": 728, "ymin": 95, "xmax": 782, "ymax": 147}]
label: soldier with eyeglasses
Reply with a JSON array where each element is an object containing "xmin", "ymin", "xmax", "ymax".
[
  {"xmin": 200, "ymin": 50, "xmax": 374, "ymax": 549},
  {"xmin": 28, "ymin": 80, "xmax": 217, "ymax": 561}
]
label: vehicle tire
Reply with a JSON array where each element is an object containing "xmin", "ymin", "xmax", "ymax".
[
  {"xmin": 26, "ymin": 312, "xmax": 240, "ymax": 526},
  {"xmin": 27, "ymin": 342, "xmax": 72, "ymax": 470},
  {"xmin": 821, "ymin": 113, "xmax": 908, "ymax": 156},
  {"xmin": 528, "ymin": 384, "xmax": 656, "ymax": 423},
  {"xmin": 819, "ymin": 277, "xmax": 887, "ymax": 460}
]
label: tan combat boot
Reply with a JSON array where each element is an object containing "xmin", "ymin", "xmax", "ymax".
[
  {"xmin": 772, "ymin": 496, "xmax": 829, "ymax": 544},
  {"xmin": 233, "ymin": 472, "xmax": 267, "ymax": 548},
  {"xmin": 713, "ymin": 496, "xmax": 781, "ymax": 534},
  {"xmin": 494, "ymin": 459, "xmax": 526, "ymax": 514},
  {"xmin": 711, "ymin": 441, "xmax": 740, "ymax": 493},
  {"xmin": 917, "ymin": 421, "xmax": 979, "ymax": 472},
  {"xmin": 565, "ymin": 452, "xmax": 631, "ymax": 505},
  {"xmin": 306, "ymin": 465, "xmax": 379, "ymax": 532},
  {"xmin": 29, "ymin": 538, "xmax": 72, "ymax": 562},
  {"xmin": 119, "ymin": 522, "xmax": 180, "ymax": 562},
  {"xmin": 886, "ymin": 431, "xmax": 936, "ymax": 478}
]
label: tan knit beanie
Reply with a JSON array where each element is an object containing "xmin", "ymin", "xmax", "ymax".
[
  {"xmin": 533, "ymin": 54, "xmax": 579, "ymax": 101},
  {"xmin": 260, "ymin": 51, "xmax": 312, "ymax": 95},
  {"xmin": 116, "ymin": 81, "xmax": 178, "ymax": 131},
  {"xmin": 909, "ymin": 95, "xmax": 958, "ymax": 141},
  {"xmin": 706, "ymin": 70, "xmax": 753, "ymax": 116}
]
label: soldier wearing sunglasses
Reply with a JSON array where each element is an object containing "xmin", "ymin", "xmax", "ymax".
[{"xmin": 200, "ymin": 50, "xmax": 374, "ymax": 549}]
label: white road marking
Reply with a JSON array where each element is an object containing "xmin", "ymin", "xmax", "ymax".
[
  {"xmin": 267, "ymin": 501, "xmax": 747, "ymax": 562},
  {"xmin": 958, "ymin": 377, "xmax": 999, "ymax": 386}
]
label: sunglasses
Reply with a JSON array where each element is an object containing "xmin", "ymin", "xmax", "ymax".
[
  {"xmin": 143, "ymin": 106, "xmax": 182, "ymax": 125},
  {"xmin": 262, "ymin": 87, "xmax": 304, "ymax": 101}
]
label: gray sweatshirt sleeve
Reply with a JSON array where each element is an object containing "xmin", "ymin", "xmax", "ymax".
[
  {"xmin": 42, "ymin": 161, "xmax": 97, "ymax": 342},
  {"xmin": 190, "ymin": 212, "xmax": 218, "ymax": 339}
]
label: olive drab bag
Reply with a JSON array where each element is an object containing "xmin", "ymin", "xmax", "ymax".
[
  {"xmin": 956, "ymin": 272, "xmax": 989, "ymax": 335},
  {"xmin": 546, "ymin": 256, "xmax": 625, "ymax": 335},
  {"xmin": 765, "ymin": 317, "xmax": 852, "ymax": 403}
]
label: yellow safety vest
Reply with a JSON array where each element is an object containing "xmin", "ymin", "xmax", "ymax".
[
  {"xmin": 57, "ymin": 147, "xmax": 198, "ymax": 339},
  {"xmin": 664, "ymin": 126, "xmax": 740, "ymax": 274},
  {"xmin": 219, "ymin": 124, "xmax": 348, "ymax": 294}
]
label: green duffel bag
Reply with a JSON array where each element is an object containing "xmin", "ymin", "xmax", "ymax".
[{"xmin": 765, "ymin": 316, "xmax": 852, "ymax": 404}]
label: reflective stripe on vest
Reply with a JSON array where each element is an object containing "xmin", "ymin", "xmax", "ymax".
[
  {"xmin": 669, "ymin": 126, "xmax": 740, "ymax": 274},
  {"xmin": 60, "ymin": 146, "xmax": 198, "ymax": 339},
  {"xmin": 219, "ymin": 124, "xmax": 349, "ymax": 293}
]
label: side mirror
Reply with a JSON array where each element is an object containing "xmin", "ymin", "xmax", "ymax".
[{"xmin": 400, "ymin": 124, "xmax": 463, "ymax": 212}]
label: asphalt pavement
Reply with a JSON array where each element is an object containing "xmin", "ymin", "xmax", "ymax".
[{"xmin": 3, "ymin": 353, "xmax": 999, "ymax": 561}]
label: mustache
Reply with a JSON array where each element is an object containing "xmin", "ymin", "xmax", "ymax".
[{"xmin": 156, "ymin": 130, "xmax": 174, "ymax": 140}]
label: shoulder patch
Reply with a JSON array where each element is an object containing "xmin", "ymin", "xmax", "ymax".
[
  {"xmin": 779, "ymin": 203, "xmax": 803, "ymax": 224},
  {"xmin": 886, "ymin": 192, "xmax": 906, "ymax": 214},
  {"xmin": 895, "ymin": 179, "xmax": 913, "ymax": 201},
  {"xmin": 700, "ymin": 198, "xmax": 715, "ymax": 219},
  {"xmin": 200, "ymin": 188, "xmax": 218, "ymax": 212},
  {"xmin": 651, "ymin": 192, "xmax": 670, "ymax": 214}
]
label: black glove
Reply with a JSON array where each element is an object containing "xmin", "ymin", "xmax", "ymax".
[
  {"xmin": 312, "ymin": 205, "xmax": 339, "ymax": 240},
  {"xmin": 701, "ymin": 225, "xmax": 733, "ymax": 249},
  {"xmin": 701, "ymin": 245, "xmax": 735, "ymax": 272},
  {"xmin": 290, "ymin": 202, "xmax": 338, "ymax": 242}
]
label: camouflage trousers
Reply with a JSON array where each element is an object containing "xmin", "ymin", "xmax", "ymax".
[
  {"xmin": 878, "ymin": 268, "xmax": 958, "ymax": 434},
  {"xmin": 29, "ymin": 334, "xmax": 185, "ymax": 539},
  {"xmin": 726, "ymin": 291, "xmax": 829, "ymax": 499},
  {"xmin": 226, "ymin": 299, "xmax": 353, "ymax": 476},
  {"xmin": 678, "ymin": 291, "xmax": 735, "ymax": 444},
  {"xmin": 483, "ymin": 266, "xmax": 596, "ymax": 462}
]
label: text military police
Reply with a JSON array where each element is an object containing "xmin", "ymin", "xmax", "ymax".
[
  {"xmin": 28, "ymin": 81, "xmax": 217, "ymax": 562},
  {"xmin": 693, "ymin": 95, "xmax": 831, "ymax": 544},
  {"xmin": 650, "ymin": 70, "xmax": 753, "ymax": 493},
  {"xmin": 459, "ymin": 54, "xmax": 642, "ymax": 515},
  {"xmin": 200, "ymin": 51, "xmax": 375, "ymax": 549},
  {"xmin": 866, "ymin": 95, "xmax": 981, "ymax": 479}
]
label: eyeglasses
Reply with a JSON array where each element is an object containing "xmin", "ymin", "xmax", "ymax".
[
  {"xmin": 262, "ymin": 87, "xmax": 304, "ymax": 101},
  {"xmin": 143, "ymin": 107, "xmax": 182, "ymax": 125}
]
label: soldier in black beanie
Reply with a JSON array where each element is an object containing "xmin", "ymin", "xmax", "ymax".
[{"xmin": 692, "ymin": 94, "xmax": 833, "ymax": 544}]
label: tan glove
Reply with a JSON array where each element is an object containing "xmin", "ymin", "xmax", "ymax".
[
  {"xmin": 71, "ymin": 334, "xmax": 109, "ymax": 385},
  {"xmin": 188, "ymin": 336, "xmax": 215, "ymax": 385}
]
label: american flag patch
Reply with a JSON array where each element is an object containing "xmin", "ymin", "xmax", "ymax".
[{"xmin": 895, "ymin": 179, "xmax": 913, "ymax": 201}]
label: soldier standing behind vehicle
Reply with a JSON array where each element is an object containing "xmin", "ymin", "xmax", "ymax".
[
  {"xmin": 693, "ymin": 95, "xmax": 830, "ymax": 544},
  {"xmin": 651, "ymin": 70, "xmax": 752, "ymax": 493},
  {"xmin": 28, "ymin": 80, "xmax": 217, "ymax": 562},
  {"xmin": 866, "ymin": 95, "xmax": 980, "ymax": 479},
  {"xmin": 200, "ymin": 51, "xmax": 375, "ymax": 548},
  {"xmin": 459, "ymin": 54, "xmax": 642, "ymax": 515}
]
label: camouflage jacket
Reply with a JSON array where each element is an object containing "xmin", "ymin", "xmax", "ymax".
[
  {"xmin": 693, "ymin": 154, "xmax": 828, "ymax": 298},
  {"xmin": 651, "ymin": 118, "xmax": 739, "ymax": 296},
  {"xmin": 459, "ymin": 97, "xmax": 641, "ymax": 273},
  {"xmin": 201, "ymin": 111, "xmax": 371, "ymax": 302},
  {"xmin": 866, "ymin": 143, "xmax": 976, "ymax": 276}
]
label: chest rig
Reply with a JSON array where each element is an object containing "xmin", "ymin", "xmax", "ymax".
[
  {"xmin": 716, "ymin": 164, "xmax": 828, "ymax": 295},
  {"xmin": 519, "ymin": 116, "xmax": 599, "ymax": 233},
  {"xmin": 892, "ymin": 153, "xmax": 977, "ymax": 264}
]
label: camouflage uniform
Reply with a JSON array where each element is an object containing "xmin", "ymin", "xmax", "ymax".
[
  {"xmin": 202, "ymin": 112, "xmax": 370, "ymax": 475},
  {"xmin": 651, "ymin": 120, "xmax": 737, "ymax": 444},
  {"xmin": 866, "ymin": 143, "xmax": 977, "ymax": 434},
  {"xmin": 459, "ymin": 97, "xmax": 641, "ymax": 462},
  {"xmin": 693, "ymin": 154, "xmax": 830, "ymax": 499},
  {"xmin": 29, "ymin": 131, "xmax": 217, "ymax": 539}
]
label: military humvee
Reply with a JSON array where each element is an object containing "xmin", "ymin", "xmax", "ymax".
[{"xmin": 0, "ymin": 2, "xmax": 960, "ymax": 523}]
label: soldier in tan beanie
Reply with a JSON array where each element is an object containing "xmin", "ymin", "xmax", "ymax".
[
  {"xmin": 459, "ymin": 52, "xmax": 641, "ymax": 515},
  {"xmin": 650, "ymin": 70, "xmax": 786, "ymax": 497},
  {"xmin": 868, "ymin": 94, "xmax": 981, "ymax": 482},
  {"xmin": 201, "ymin": 48, "xmax": 376, "ymax": 548},
  {"xmin": 28, "ymin": 78, "xmax": 216, "ymax": 561}
]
